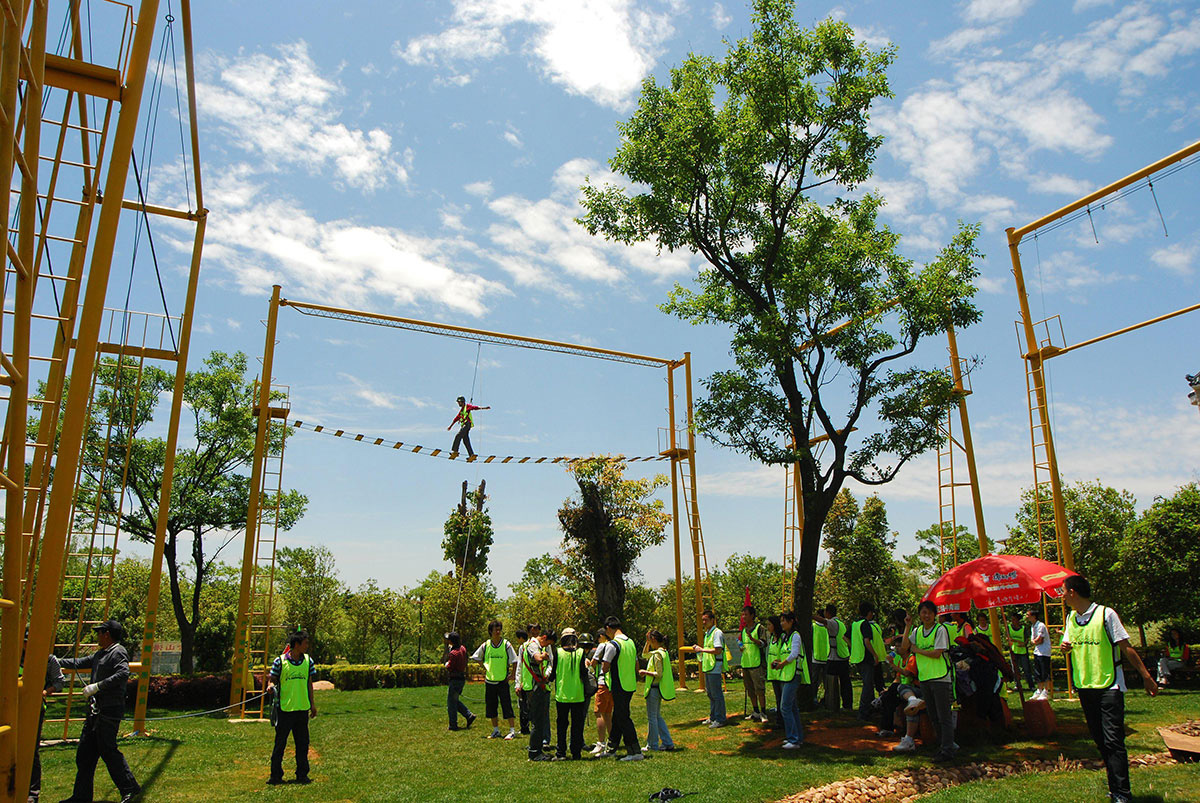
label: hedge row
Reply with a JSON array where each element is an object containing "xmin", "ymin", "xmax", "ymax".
[{"xmin": 322, "ymin": 664, "xmax": 483, "ymax": 691}]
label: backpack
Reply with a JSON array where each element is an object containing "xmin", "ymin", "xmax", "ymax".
[{"xmin": 582, "ymin": 651, "xmax": 599, "ymax": 700}]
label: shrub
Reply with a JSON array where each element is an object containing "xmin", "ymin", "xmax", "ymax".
[{"xmin": 326, "ymin": 663, "xmax": 484, "ymax": 691}]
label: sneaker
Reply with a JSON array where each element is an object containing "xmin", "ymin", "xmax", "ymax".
[
  {"xmin": 892, "ymin": 736, "xmax": 916, "ymax": 752},
  {"xmin": 504, "ymin": 730, "xmax": 515, "ymax": 741},
  {"xmin": 466, "ymin": 714, "xmax": 476, "ymax": 728},
  {"xmin": 782, "ymin": 741, "xmax": 802, "ymax": 749},
  {"xmin": 590, "ymin": 743, "xmax": 605, "ymax": 755},
  {"xmin": 701, "ymin": 718, "xmax": 711, "ymax": 725},
  {"xmin": 878, "ymin": 730, "xmax": 895, "ymax": 738},
  {"xmin": 448, "ymin": 726, "xmax": 461, "ymax": 731},
  {"xmin": 904, "ymin": 698, "xmax": 924, "ymax": 714},
  {"xmin": 745, "ymin": 713, "xmax": 758, "ymax": 721},
  {"xmin": 266, "ymin": 778, "xmax": 284, "ymax": 786},
  {"xmin": 619, "ymin": 753, "xmax": 645, "ymax": 761},
  {"xmin": 487, "ymin": 728, "xmax": 502, "ymax": 739},
  {"xmin": 931, "ymin": 751, "xmax": 954, "ymax": 763},
  {"xmin": 756, "ymin": 712, "xmax": 769, "ymax": 723},
  {"xmin": 528, "ymin": 753, "xmax": 553, "ymax": 762},
  {"xmin": 708, "ymin": 720, "xmax": 725, "ymax": 728},
  {"xmin": 660, "ymin": 745, "xmax": 675, "ymax": 752},
  {"xmin": 595, "ymin": 749, "xmax": 616, "ymax": 758}
]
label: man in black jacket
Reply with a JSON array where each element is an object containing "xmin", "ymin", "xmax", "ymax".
[{"xmin": 57, "ymin": 620, "xmax": 140, "ymax": 803}]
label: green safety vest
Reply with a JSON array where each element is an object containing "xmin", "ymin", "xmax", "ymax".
[
  {"xmin": 1169, "ymin": 645, "xmax": 1184, "ymax": 660},
  {"xmin": 914, "ymin": 625, "xmax": 952, "ymax": 682},
  {"xmin": 812, "ymin": 622, "xmax": 830, "ymax": 662},
  {"xmin": 977, "ymin": 622, "xmax": 991, "ymax": 638},
  {"xmin": 701, "ymin": 628, "xmax": 723, "ymax": 673},
  {"xmin": 1065, "ymin": 606, "xmax": 1118, "ymax": 690},
  {"xmin": 555, "ymin": 648, "xmax": 585, "ymax": 703},
  {"xmin": 740, "ymin": 624, "xmax": 764, "ymax": 669},
  {"xmin": 766, "ymin": 637, "xmax": 783, "ymax": 682},
  {"xmin": 460, "ymin": 406, "xmax": 473, "ymax": 426},
  {"xmin": 850, "ymin": 620, "xmax": 885, "ymax": 664},
  {"xmin": 519, "ymin": 643, "xmax": 532, "ymax": 689},
  {"xmin": 1008, "ymin": 622, "xmax": 1028, "ymax": 654},
  {"xmin": 643, "ymin": 647, "xmax": 676, "ymax": 700},
  {"xmin": 595, "ymin": 643, "xmax": 612, "ymax": 688},
  {"xmin": 777, "ymin": 631, "xmax": 811, "ymax": 684},
  {"xmin": 484, "ymin": 640, "xmax": 510, "ymax": 683},
  {"xmin": 613, "ymin": 635, "xmax": 637, "ymax": 691},
  {"xmin": 279, "ymin": 654, "xmax": 313, "ymax": 712},
  {"xmin": 830, "ymin": 619, "xmax": 849, "ymax": 659},
  {"xmin": 944, "ymin": 622, "xmax": 961, "ymax": 644}
]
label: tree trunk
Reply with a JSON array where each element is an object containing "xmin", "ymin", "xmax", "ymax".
[
  {"xmin": 164, "ymin": 533, "xmax": 197, "ymax": 674},
  {"xmin": 1138, "ymin": 622, "xmax": 1147, "ymax": 648},
  {"xmin": 794, "ymin": 491, "xmax": 834, "ymax": 660}
]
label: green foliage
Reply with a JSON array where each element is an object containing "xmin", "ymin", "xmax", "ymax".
[
  {"xmin": 417, "ymin": 570, "xmax": 498, "ymax": 653},
  {"xmin": 327, "ymin": 663, "xmax": 480, "ymax": 691},
  {"xmin": 375, "ymin": 589, "xmax": 413, "ymax": 666},
  {"xmin": 558, "ymin": 458, "xmax": 670, "ymax": 619},
  {"xmin": 822, "ymin": 492, "xmax": 909, "ymax": 616},
  {"xmin": 193, "ymin": 610, "xmax": 236, "ymax": 672},
  {"xmin": 277, "ymin": 545, "xmax": 344, "ymax": 663},
  {"xmin": 577, "ymin": 0, "xmax": 983, "ymax": 633},
  {"xmin": 1117, "ymin": 483, "xmax": 1200, "ymax": 623},
  {"xmin": 904, "ymin": 521, "xmax": 992, "ymax": 585},
  {"xmin": 442, "ymin": 489, "xmax": 495, "ymax": 577},
  {"xmin": 342, "ymin": 579, "xmax": 386, "ymax": 664}
]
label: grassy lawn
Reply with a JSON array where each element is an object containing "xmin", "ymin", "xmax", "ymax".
[{"xmin": 34, "ymin": 683, "xmax": 1200, "ymax": 802}]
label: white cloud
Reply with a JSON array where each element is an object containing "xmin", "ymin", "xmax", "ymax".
[
  {"xmin": 1151, "ymin": 242, "xmax": 1197, "ymax": 276},
  {"xmin": 197, "ymin": 42, "xmax": 408, "ymax": 191},
  {"xmin": 393, "ymin": 0, "xmax": 677, "ymax": 108},
  {"xmin": 464, "ymin": 180, "xmax": 493, "ymax": 198},
  {"xmin": 1027, "ymin": 173, "xmax": 1094, "ymax": 196},
  {"xmin": 479, "ymin": 157, "xmax": 697, "ymax": 290},
  {"xmin": 191, "ymin": 171, "xmax": 508, "ymax": 317},
  {"xmin": 711, "ymin": 2, "xmax": 732, "ymax": 30},
  {"xmin": 1026, "ymin": 249, "xmax": 1125, "ymax": 295},
  {"xmin": 503, "ymin": 127, "xmax": 523, "ymax": 148},
  {"xmin": 1073, "ymin": 0, "xmax": 1115, "ymax": 10},
  {"xmin": 929, "ymin": 25, "xmax": 1004, "ymax": 56},
  {"xmin": 338, "ymin": 373, "xmax": 432, "ymax": 410},
  {"xmin": 961, "ymin": 0, "xmax": 1035, "ymax": 24}
]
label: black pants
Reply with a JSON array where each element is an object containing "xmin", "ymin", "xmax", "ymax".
[
  {"xmin": 447, "ymin": 677, "xmax": 472, "ymax": 727},
  {"xmin": 879, "ymin": 683, "xmax": 901, "ymax": 730},
  {"xmin": 826, "ymin": 660, "xmax": 853, "ymax": 709},
  {"xmin": 1078, "ymin": 688, "xmax": 1131, "ymax": 801},
  {"xmin": 555, "ymin": 700, "xmax": 586, "ymax": 758},
  {"xmin": 30, "ymin": 706, "xmax": 46, "ymax": 796},
  {"xmin": 857, "ymin": 660, "xmax": 877, "ymax": 717},
  {"xmin": 517, "ymin": 688, "xmax": 531, "ymax": 732},
  {"xmin": 72, "ymin": 708, "xmax": 139, "ymax": 801},
  {"xmin": 271, "ymin": 709, "xmax": 311, "ymax": 781},
  {"xmin": 452, "ymin": 424, "xmax": 474, "ymax": 456},
  {"xmin": 606, "ymin": 681, "xmax": 641, "ymax": 754},
  {"xmin": 527, "ymin": 687, "xmax": 551, "ymax": 757},
  {"xmin": 771, "ymin": 679, "xmax": 784, "ymax": 726}
]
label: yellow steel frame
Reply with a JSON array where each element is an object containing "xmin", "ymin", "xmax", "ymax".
[
  {"xmin": 228, "ymin": 290, "xmax": 712, "ymax": 710},
  {"xmin": 1005, "ymin": 138, "xmax": 1200, "ymax": 697},
  {"xmin": 0, "ymin": 3, "xmax": 208, "ymax": 799}
]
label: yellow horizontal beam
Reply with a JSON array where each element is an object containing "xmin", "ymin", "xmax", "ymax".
[
  {"xmin": 38, "ymin": 53, "xmax": 123, "ymax": 102},
  {"xmin": 118, "ymin": 198, "xmax": 205, "ymax": 221},
  {"xmin": 1028, "ymin": 301, "xmax": 1200, "ymax": 360}
]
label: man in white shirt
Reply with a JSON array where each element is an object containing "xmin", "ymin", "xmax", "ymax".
[{"xmin": 1026, "ymin": 609, "xmax": 1053, "ymax": 700}]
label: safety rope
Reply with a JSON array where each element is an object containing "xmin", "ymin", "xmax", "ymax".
[
  {"xmin": 91, "ymin": 691, "xmax": 269, "ymax": 725},
  {"xmin": 288, "ymin": 419, "xmax": 671, "ymax": 464}
]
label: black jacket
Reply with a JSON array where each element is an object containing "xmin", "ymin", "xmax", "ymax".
[{"xmin": 59, "ymin": 643, "xmax": 130, "ymax": 710}]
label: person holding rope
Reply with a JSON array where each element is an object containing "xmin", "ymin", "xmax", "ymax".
[
  {"xmin": 447, "ymin": 396, "xmax": 490, "ymax": 459},
  {"xmin": 267, "ymin": 631, "xmax": 318, "ymax": 786},
  {"xmin": 56, "ymin": 619, "xmax": 140, "ymax": 803},
  {"xmin": 444, "ymin": 632, "xmax": 476, "ymax": 731}
]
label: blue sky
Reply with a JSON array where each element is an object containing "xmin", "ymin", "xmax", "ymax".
[{"xmin": 107, "ymin": 0, "xmax": 1200, "ymax": 593}]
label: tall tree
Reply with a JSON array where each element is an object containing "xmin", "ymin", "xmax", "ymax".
[
  {"xmin": 578, "ymin": 0, "xmax": 982, "ymax": 639},
  {"xmin": 826, "ymin": 494, "xmax": 906, "ymax": 616},
  {"xmin": 905, "ymin": 522, "xmax": 990, "ymax": 584},
  {"xmin": 277, "ymin": 545, "xmax": 343, "ymax": 663},
  {"xmin": 76, "ymin": 351, "xmax": 307, "ymax": 671},
  {"xmin": 558, "ymin": 458, "xmax": 670, "ymax": 619},
  {"xmin": 375, "ymin": 589, "xmax": 411, "ymax": 666},
  {"xmin": 343, "ymin": 579, "xmax": 384, "ymax": 664},
  {"xmin": 442, "ymin": 488, "xmax": 494, "ymax": 577},
  {"xmin": 1117, "ymin": 483, "xmax": 1200, "ymax": 623}
]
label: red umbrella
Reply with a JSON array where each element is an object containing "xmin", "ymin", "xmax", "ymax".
[{"xmin": 924, "ymin": 554, "xmax": 1077, "ymax": 614}]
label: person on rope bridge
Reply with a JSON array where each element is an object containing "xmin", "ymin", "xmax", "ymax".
[{"xmin": 447, "ymin": 395, "xmax": 490, "ymax": 458}]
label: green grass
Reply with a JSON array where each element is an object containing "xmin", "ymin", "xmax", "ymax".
[{"xmin": 34, "ymin": 683, "xmax": 1200, "ymax": 802}]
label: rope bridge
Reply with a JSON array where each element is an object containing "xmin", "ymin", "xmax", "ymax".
[{"xmin": 289, "ymin": 420, "xmax": 673, "ymax": 464}]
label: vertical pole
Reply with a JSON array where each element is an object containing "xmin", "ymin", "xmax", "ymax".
[
  {"xmin": 946, "ymin": 324, "xmax": 1002, "ymax": 647},
  {"xmin": 1005, "ymin": 228, "xmax": 1073, "ymax": 571},
  {"xmin": 417, "ymin": 598, "xmax": 423, "ymax": 664},
  {"xmin": 229, "ymin": 285, "xmax": 282, "ymax": 713},
  {"xmin": 133, "ymin": 211, "xmax": 207, "ymax": 731},
  {"xmin": 683, "ymin": 352, "xmax": 704, "ymax": 690},
  {"xmin": 666, "ymin": 362, "xmax": 686, "ymax": 688},
  {"xmin": 17, "ymin": 4, "xmax": 161, "ymax": 798}
]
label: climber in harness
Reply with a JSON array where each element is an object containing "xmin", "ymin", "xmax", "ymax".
[{"xmin": 447, "ymin": 396, "xmax": 490, "ymax": 459}]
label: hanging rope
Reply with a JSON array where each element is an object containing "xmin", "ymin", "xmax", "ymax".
[
  {"xmin": 451, "ymin": 480, "xmax": 483, "ymax": 632},
  {"xmin": 468, "ymin": 342, "xmax": 482, "ymax": 404}
]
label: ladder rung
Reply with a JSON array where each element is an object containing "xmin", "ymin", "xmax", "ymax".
[{"xmin": 41, "ymin": 117, "xmax": 102, "ymax": 134}]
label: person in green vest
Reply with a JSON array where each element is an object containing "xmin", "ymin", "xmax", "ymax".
[
  {"xmin": 524, "ymin": 629, "xmax": 554, "ymax": 761},
  {"xmin": 513, "ymin": 629, "xmax": 531, "ymax": 735},
  {"xmin": 901, "ymin": 601, "xmax": 956, "ymax": 763},
  {"xmin": 1004, "ymin": 610, "xmax": 1032, "ymax": 690},
  {"xmin": 814, "ymin": 604, "xmax": 851, "ymax": 712},
  {"xmin": 692, "ymin": 608, "xmax": 727, "ymax": 727},
  {"xmin": 940, "ymin": 613, "xmax": 961, "ymax": 644},
  {"xmin": 772, "ymin": 611, "xmax": 809, "ymax": 748},
  {"xmin": 1156, "ymin": 627, "xmax": 1191, "ymax": 686},
  {"xmin": 639, "ymin": 629, "xmax": 677, "ymax": 751},
  {"xmin": 447, "ymin": 396, "xmax": 490, "ymax": 459},
  {"xmin": 764, "ymin": 616, "xmax": 786, "ymax": 728},
  {"xmin": 268, "ymin": 631, "xmax": 318, "ymax": 785},
  {"xmin": 738, "ymin": 604, "xmax": 769, "ymax": 723},
  {"xmin": 1060, "ymin": 574, "xmax": 1158, "ymax": 803},
  {"xmin": 600, "ymin": 616, "xmax": 644, "ymax": 760},
  {"xmin": 471, "ymin": 619, "xmax": 518, "ymax": 740},
  {"xmin": 975, "ymin": 611, "xmax": 991, "ymax": 641},
  {"xmin": 851, "ymin": 601, "xmax": 885, "ymax": 720},
  {"xmin": 810, "ymin": 617, "xmax": 830, "ymax": 707},
  {"xmin": 553, "ymin": 628, "xmax": 588, "ymax": 760}
]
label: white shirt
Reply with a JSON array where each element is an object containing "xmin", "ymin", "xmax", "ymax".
[
  {"xmin": 1061, "ymin": 603, "xmax": 1129, "ymax": 692},
  {"xmin": 1031, "ymin": 621, "xmax": 1052, "ymax": 658}
]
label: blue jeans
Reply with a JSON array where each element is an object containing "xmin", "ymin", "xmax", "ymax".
[
  {"xmin": 858, "ymin": 660, "xmax": 876, "ymax": 718},
  {"xmin": 780, "ymin": 678, "xmax": 803, "ymax": 744},
  {"xmin": 645, "ymin": 686, "xmax": 674, "ymax": 749},
  {"xmin": 447, "ymin": 677, "xmax": 472, "ymax": 727},
  {"xmin": 705, "ymin": 672, "xmax": 726, "ymax": 724}
]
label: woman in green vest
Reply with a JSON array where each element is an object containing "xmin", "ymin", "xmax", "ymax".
[
  {"xmin": 772, "ymin": 612, "xmax": 808, "ymax": 748},
  {"xmin": 1004, "ymin": 611, "xmax": 1032, "ymax": 690},
  {"xmin": 1156, "ymin": 627, "xmax": 1191, "ymax": 686},
  {"xmin": 764, "ymin": 616, "xmax": 785, "ymax": 728},
  {"xmin": 553, "ymin": 629, "xmax": 588, "ymax": 759},
  {"xmin": 810, "ymin": 618, "xmax": 829, "ymax": 707},
  {"xmin": 902, "ymin": 601, "xmax": 956, "ymax": 763},
  {"xmin": 639, "ymin": 629, "xmax": 677, "ymax": 751},
  {"xmin": 739, "ymin": 604, "xmax": 769, "ymax": 723}
]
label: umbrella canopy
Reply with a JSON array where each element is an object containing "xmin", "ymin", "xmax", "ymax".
[{"xmin": 924, "ymin": 554, "xmax": 1077, "ymax": 614}]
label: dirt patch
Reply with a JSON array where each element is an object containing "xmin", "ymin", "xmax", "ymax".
[{"xmin": 776, "ymin": 752, "xmax": 1176, "ymax": 803}]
